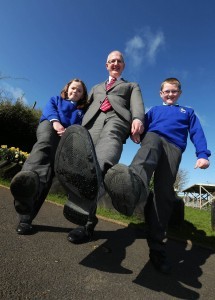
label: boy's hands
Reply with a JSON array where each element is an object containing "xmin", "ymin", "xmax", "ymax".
[
  {"xmin": 194, "ymin": 158, "xmax": 210, "ymax": 169},
  {"xmin": 130, "ymin": 119, "xmax": 144, "ymax": 143},
  {"xmin": 52, "ymin": 121, "xmax": 66, "ymax": 136},
  {"xmin": 130, "ymin": 132, "xmax": 141, "ymax": 143}
]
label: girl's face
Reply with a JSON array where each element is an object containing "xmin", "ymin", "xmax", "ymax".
[
  {"xmin": 160, "ymin": 83, "xmax": 182, "ymax": 105},
  {"xmin": 67, "ymin": 81, "xmax": 84, "ymax": 101}
]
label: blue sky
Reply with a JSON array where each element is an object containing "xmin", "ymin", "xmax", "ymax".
[{"xmin": 0, "ymin": 0, "xmax": 214, "ymax": 189}]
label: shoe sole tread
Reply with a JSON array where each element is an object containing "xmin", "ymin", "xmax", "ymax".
[{"xmin": 105, "ymin": 164, "xmax": 140, "ymax": 216}]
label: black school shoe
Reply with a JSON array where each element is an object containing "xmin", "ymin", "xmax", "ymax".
[
  {"xmin": 104, "ymin": 164, "xmax": 147, "ymax": 216},
  {"xmin": 67, "ymin": 216, "xmax": 98, "ymax": 244},
  {"xmin": 10, "ymin": 171, "xmax": 39, "ymax": 215},
  {"xmin": 55, "ymin": 125, "xmax": 101, "ymax": 225},
  {"xmin": 16, "ymin": 221, "xmax": 33, "ymax": 235},
  {"xmin": 15, "ymin": 214, "xmax": 34, "ymax": 235},
  {"xmin": 149, "ymin": 250, "xmax": 172, "ymax": 274}
]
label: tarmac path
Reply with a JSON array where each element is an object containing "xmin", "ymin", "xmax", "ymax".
[{"xmin": 0, "ymin": 185, "xmax": 215, "ymax": 300}]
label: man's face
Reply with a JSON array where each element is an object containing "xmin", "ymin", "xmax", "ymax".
[{"xmin": 106, "ymin": 51, "xmax": 125, "ymax": 78}]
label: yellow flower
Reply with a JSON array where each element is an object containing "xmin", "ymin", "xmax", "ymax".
[{"xmin": 0, "ymin": 145, "xmax": 29, "ymax": 164}]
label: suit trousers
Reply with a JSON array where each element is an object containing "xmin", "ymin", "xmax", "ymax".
[
  {"xmin": 129, "ymin": 132, "xmax": 182, "ymax": 252},
  {"xmin": 84, "ymin": 110, "xmax": 130, "ymax": 221},
  {"xmin": 16, "ymin": 120, "xmax": 60, "ymax": 221},
  {"xmin": 85, "ymin": 110, "xmax": 130, "ymax": 177}
]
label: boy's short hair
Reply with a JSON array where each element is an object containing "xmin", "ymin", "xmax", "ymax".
[{"xmin": 160, "ymin": 78, "xmax": 181, "ymax": 91}]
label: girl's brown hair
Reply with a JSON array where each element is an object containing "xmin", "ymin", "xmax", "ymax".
[{"xmin": 60, "ymin": 78, "xmax": 88, "ymax": 110}]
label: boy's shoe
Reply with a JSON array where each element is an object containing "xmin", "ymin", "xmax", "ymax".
[
  {"xmin": 149, "ymin": 250, "xmax": 172, "ymax": 274},
  {"xmin": 55, "ymin": 125, "xmax": 101, "ymax": 224},
  {"xmin": 10, "ymin": 171, "xmax": 39, "ymax": 215},
  {"xmin": 16, "ymin": 221, "xmax": 33, "ymax": 235},
  {"xmin": 104, "ymin": 164, "xmax": 147, "ymax": 216},
  {"xmin": 67, "ymin": 216, "xmax": 98, "ymax": 244}
]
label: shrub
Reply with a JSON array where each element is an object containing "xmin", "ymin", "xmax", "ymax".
[{"xmin": 0, "ymin": 99, "xmax": 41, "ymax": 152}]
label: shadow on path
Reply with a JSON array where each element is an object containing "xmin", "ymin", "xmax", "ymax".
[{"xmin": 80, "ymin": 222, "xmax": 214, "ymax": 299}]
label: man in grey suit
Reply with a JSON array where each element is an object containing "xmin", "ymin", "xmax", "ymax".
[
  {"xmin": 55, "ymin": 50, "xmax": 145, "ymax": 243},
  {"xmin": 83, "ymin": 50, "xmax": 145, "ymax": 176}
]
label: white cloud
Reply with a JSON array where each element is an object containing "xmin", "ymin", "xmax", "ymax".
[
  {"xmin": 125, "ymin": 27, "xmax": 165, "ymax": 68},
  {"xmin": 125, "ymin": 36, "xmax": 145, "ymax": 67},
  {"xmin": 0, "ymin": 82, "xmax": 27, "ymax": 104},
  {"xmin": 146, "ymin": 31, "xmax": 165, "ymax": 63}
]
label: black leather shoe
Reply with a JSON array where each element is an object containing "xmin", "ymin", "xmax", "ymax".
[
  {"xmin": 67, "ymin": 217, "xmax": 98, "ymax": 244},
  {"xmin": 55, "ymin": 125, "xmax": 101, "ymax": 224},
  {"xmin": 16, "ymin": 222, "xmax": 33, "ymax": 235},
  {"xmin": 149, "ymin": 250, "xmax": 172, "ymax": 274},
  {"xmin": 104, "ymin": 164, "xmax": 147, "ymax": 216},
  {"xmin": 10, "ymin": 171, "xmax": 39, "ymax": 214}
]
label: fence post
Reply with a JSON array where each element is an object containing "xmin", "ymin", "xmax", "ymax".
[{"xmin": 211, "ymin": 199, "xmax": 215, "ymax": 231}]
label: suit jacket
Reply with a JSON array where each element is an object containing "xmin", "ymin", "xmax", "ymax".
[{"xmin": 82, "ymin": 79, "xmax": 144, "ymax": 126}]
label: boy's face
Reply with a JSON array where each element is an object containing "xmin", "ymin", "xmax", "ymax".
[
  {"xmin": 67, "ymin": 81, "xmax": 84, "ymax": 101},
  {"xmin": 160, "ymin": 83, "xmax": 182, "ymax": 105}
]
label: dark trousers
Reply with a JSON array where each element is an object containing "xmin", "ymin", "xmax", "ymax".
[
  {"xmin": 130, "ymin": 132, "xmax": 182, "ymax": 252},
  {"xmin": 85, "ymin": 110, "xmax": 130, "ymax": 223},
  {"xmin": 16, "ymin": 121, "xmax": 60, "ymax": 221},
  {"xmin": 86, "ymin": 110, "xmax": 130, "ymax": 176}
]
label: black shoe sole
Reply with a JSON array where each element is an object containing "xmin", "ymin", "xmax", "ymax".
[
  {"xmin": 10, "ymin": 171, "xmax": 39, "ymax": 198},
  {"xmin": 10, "ymin": 171, "xmax": 39, "ymax": 214},
  {"xmin": 104, "ymin": 164, "xmax": 141, "ymax": 216},
  {"xmin": 55, "ymin": 125, "xmax": 101, "ymax": 223}
]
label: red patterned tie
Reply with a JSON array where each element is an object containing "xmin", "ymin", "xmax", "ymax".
[{"xmin": 100, "ymin": 77, "xmax": 116, "ymax": 112}]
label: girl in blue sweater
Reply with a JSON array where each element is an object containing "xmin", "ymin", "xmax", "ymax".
[{"xmin": 10, "ymin": 78, "xmax": 88, "ymax": 235}]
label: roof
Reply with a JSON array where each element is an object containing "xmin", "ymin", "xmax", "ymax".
[{"xmin": 182, "ymin": 183, "xmax": 215, "ymax": 194}]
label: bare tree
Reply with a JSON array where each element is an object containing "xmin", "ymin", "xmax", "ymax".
[
  {"xmin": 0, "ymin": 72, "xmax": 28, "ymax": 102},
  {"xmin": 0, "ymin": 72, "xmax": 28, "ymax": 81},
  {"xmin": 174, "ymin": 169, "xmax": 189, "ymax": 191}
]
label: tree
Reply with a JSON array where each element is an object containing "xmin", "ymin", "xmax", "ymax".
[
  {"xmin": 174, "ymin": 168, "xmax": 189, "ymax": 191},
  {"xmin": 148, "ymin": 168, "xmax": 189, "ymax": 192}
]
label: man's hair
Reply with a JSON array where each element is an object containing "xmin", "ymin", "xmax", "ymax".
[
  {"xmin": 160, "ymin": 78, "xmax": 181, "ymax": 91},
  {"xmin": 106, "ymin": 50, "xmax": 124, "ymax": 63}
]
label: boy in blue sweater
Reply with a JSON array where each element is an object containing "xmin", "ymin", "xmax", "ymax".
[
  {"xmin": 105, "ymin": 77, "xmax": 211, "ymax": 273},
  {"xmin": 10, "ymin": 78, "xmax": 88, "ymax": 235}
]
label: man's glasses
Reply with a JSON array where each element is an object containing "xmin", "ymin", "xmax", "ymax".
[
  {"xmin": 162, "ymin": 90, "xmax": 180, "ymax": 95},
  {"xmin": 107, "ymin": 59, "xmax": 123, "ymax": 64}
]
